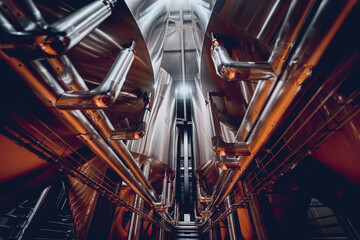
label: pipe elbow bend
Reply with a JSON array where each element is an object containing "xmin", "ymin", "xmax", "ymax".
[{"xmin": 212, "ymin": 136, "xmax": 250, "ymax": 157}]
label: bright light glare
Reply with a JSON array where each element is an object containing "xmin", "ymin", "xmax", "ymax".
[
  {"xmin": 176, "ymin": 84, "xmax": 192, "ymax": 97},
  {"xmin": 179, "ymin": 85, "xmax": 189, "ymax": 95}
]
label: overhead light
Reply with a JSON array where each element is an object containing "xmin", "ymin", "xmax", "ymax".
[{"xmin": 177, "ymin": 84, "xmax": 191, "ymax": 97}]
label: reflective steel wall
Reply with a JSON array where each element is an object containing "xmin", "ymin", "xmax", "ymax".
[{"xmin": 129, "ymin": 69, "xmax": 177, "ymax": 168}]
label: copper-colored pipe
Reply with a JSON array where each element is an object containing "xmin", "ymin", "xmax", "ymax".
[
  {"xmin": 208, "ymin": 0, "xmax": 357, "ymax": 215},
  {"xmin": 205, "ymin": 0, "xmax": 319, "ymax": 217},
  {"xmin": 47, "ymin": 54, "xmax": 159, "ymax": 201},
  {"xmin": 0, "ymin": 52, "xmax": 156, "ymax": 207},
  {"xmin": 235, "ymin": 0, "xmax": 316, "ymax": 143},
  {"xmin": 0, "ymin": 3, "xmax": 159, "ymax": 206}
]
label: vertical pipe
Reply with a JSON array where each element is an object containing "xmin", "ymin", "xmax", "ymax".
[
  {"xmin": 184, "ymin": 128, "xmax": 189, "ymax": 208},
  {"xmin": 159, "ymin": 220, "xmax": 166, "ymax": 240},
  {"xmin": 180, "ymin": 3, "xmax": 187, "ymax": 121},
  {"xmin": 128, "ymin": 161, "xmax": 151, "ymax": 240},
  {"xmin": 225, "ymin": 196, "xmax": 237, "ymax": 240},
  {"xmin": 248, "ymin": 196, "xmax": 269, "ymax": 240}
]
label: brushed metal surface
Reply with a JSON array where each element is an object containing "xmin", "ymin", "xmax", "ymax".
[{"xmin": 129, "ymin": 69, "xmax": 176, "ymax": 168}]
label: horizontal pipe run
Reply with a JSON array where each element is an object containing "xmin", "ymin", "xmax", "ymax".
[
  {"xmin": 110, "ymin": 93, "xmax": 151, "ymax": 140},
  {"xmin": 212, "ymin": 136, "xmax": 250, "ymax": 157},
  {"xmin": 216, "ymin": 156, "xmax": 240, "ymax": 170},
  {"xmin": 56, "ymin": 44, "xmax": 135, "ymax": 109},
  {"xmin": 210, "ymin": 33, "xmax": 274, "ymax": 81}
]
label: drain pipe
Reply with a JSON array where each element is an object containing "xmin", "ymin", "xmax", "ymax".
[
  {"xmin": 56, "ymin": 42, "xmax": 135, "ymax": 109},
  {"xmin": 208, "ymin": 0, "xmax": 358, "ymax": 213}
]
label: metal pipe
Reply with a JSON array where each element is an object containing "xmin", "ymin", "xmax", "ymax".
[
  {"xmin": 128, "ymin": 161, "xmax": 151, "ymax": 240},
  {"xmin": 207, "ymin": 94, "xmax": 249, "ymax": 159},
  {"xmin": 180, "ymin": 3, "xmax": 187, "ymax": 121},
  {"xmin": 110, "ymin": 93, "xmax": 151, "ymax": 140},
  {"xmin": 197, "ymin": 201, "xmax": 211, "ymax": 217},
  {"xmin": 194, "ymin": 203, "xmax": 203, "ymax": 221},
  {"xmin": 1, "ymin": 0, "xmax": 117, "ymax": 58},
  {"xmin": 154, "ymin": 173, "xmax": 169, "ymax": 210},
  {"xmin": 0, "ymin": 13, "xmax": 157, "ymax": 205},
  {"xmin": 1, "ymin": 0, "xmax": 46, "ymax": 31},
  {"xmin": 196, "ymin": 181, "xmax": 212, "ymax": 203},
  {"xmin": 164, "ymin": 179, "xmax": 173, "ymax": 208},
  {"xmin": 32, "ymin": 41, "xmax": 158, "ymax": 201},
  {"xmin": 235, "ymin": 0, "xmax": 316, "ymax": 143},
  {"xmin": 47, "ymin": 0, "xmax": 117, "ymax": 53},
  {"xmin": 0, "ymin": 3, "xmax": 177, "ymax": 227},
  {"xmin": 48, "ymin": 55, "xmax": 159, "ymax": 202},
  {"xmin": 201, "ymin": 0, "xmax": 320, "ymax": 222},
  {"xmin": 210, "ymin": 33, "xmax": 274, "ymax": 81},
  {"xmin": 56, "ymin": 43, "xmax": 135, "ymax": 109},
  {"xmin": 0, "ymin": 52, "xmax": 156, "ymax": 207},
  {"xmin": 174, "ymin": 203, "xmax": 179, "ymax": 224},
  {"xmin": 225, "ymin": 196, "xmax": 237, "ymax": 240},
  {"xmin": 128, "ymin": 195, "xmax": 142, "ymax": 240},
  {"xmin": 197, "ymin": 166, "xmax": 230, "ymax": 209},
  {"xmin": 206, "ymin": 0, "xmax": 357, "ymax": 215},
  {"xmin": 84, "ymin": 110, "xmax": 159, "ymax": 201}
]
